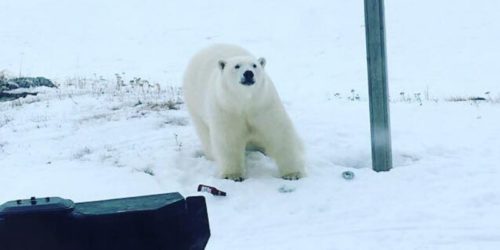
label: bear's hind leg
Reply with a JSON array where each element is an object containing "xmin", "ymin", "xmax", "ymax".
[{"xmin": 191, "ymin": 116, "xmax": 214, "ymax": 160}]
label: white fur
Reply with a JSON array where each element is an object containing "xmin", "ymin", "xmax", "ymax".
[{"xmin": 183, "ymin": 44, "xmax": 305, "ymax": 180}]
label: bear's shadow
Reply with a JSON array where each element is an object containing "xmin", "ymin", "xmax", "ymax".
[
  {"xmin": 244, "ymin": 150, "xmax": 278, "ymax": 179},
  {"xmin": 192, "ymin": 149, "xmax": 278, "ymax": 179}
]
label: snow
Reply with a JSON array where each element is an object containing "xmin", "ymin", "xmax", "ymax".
[
  {"xmin": 2, "ymin": 0, "xmax": 499, "ymax": 97},
  {"xmin": 1, "ymin": 0, "xmax": 500, "ymax": 249}
]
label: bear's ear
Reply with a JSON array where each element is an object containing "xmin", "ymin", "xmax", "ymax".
[
  {"xmin": 258, "ymin": 57, "xmax": 266, "ymax": 68},
  {"xmin": 218, "ymin": 60, "xmax": 226, "ymax": 71}
]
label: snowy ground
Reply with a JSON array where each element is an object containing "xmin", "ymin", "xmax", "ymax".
[
  {"xmin": 1, "ymin": 83, "xmax": 499, "ymax": 249},
  {"xmin": 1, "ymin": 0, "xmax": 500, "ymax": 249}
]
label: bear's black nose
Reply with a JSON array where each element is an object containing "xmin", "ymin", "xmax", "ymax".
[{"xmin": 243, "ymin": 70, "xmax": 254, "ymax": 80}]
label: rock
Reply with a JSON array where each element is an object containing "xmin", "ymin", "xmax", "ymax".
[
  {"xmin": 469, "ymin": 97, "xmax": 486, "ymax": 101},
  {"xmin": 0, "ymin": 76, "xmax": 55, "ymax": 101},
  {"xmin": 4, "ymin": 77, "xmax": 56, "ymax": 89},
  {"xmin": 0, "ymin": 92, "xmax": 38, "ymax": 102}
]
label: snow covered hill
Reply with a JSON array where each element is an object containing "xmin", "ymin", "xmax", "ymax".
[
  {"xmin": 1, "ymin": 0, "xmax": 500, "ymax": 249},
  {"xmin": 1, "ymin": 0, "xmax": 499, "ymax": 97}
]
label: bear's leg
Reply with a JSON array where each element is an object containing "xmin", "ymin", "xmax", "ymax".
[
  {"xmin": 254, "ymin": 112, "xmax": 305, "ymax": 180},
  {"xmin": 191, "ymin": 116, "xmax": 214, "ymax": 160},
  {"xmin": 210, "ymin": 119, "xmax": 246, "ymax": 181},
  {"xmin": 268, "ymin": 140, "xmax": 305, "ymax": 180}
]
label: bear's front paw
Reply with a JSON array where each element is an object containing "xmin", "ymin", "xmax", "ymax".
[
  {"xmin": 223, "ymin": 173, "xmax": 244, "ymax": 182},
  {"xmin": 282, "ymin": 172, "xmax": 303, "ymax": 181}
]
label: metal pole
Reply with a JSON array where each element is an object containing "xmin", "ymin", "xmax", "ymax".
[{"xmin": 364, "ymin": 0, "xmax": 393, "ymax": 172}]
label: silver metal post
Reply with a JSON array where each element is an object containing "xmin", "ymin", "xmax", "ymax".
[{"xmin": 364, "ymin": 0, "xmax": 393, "ymax": 172}]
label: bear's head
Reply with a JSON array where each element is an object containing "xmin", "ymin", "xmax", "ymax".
[{"xmin": 217, "ymin": 56, "xmax": 266, "ymax": 87}]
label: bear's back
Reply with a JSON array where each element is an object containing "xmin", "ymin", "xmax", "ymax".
[
  {"xmin": 183, "ymin": 44, "xmax": 254, "ymax": 119},
  {"xmin": 184, "ymin": 44, "xmax": 252, "ymax": 81},
  {"xmin": 194, "ymin": 44, "xmax": 252, "ymax": 63},
  {"xmin": 183, "ymin": 44, "xmax": 253, "ymax": 103}
]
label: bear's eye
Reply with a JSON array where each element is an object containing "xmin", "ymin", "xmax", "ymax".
[
  {"xmin": 235, "ymin": 65, "xmax": 240, "ymax": 69},
  {"xmin": 252, "ymin": 64, "xmax": 257, "ymax": 68}
]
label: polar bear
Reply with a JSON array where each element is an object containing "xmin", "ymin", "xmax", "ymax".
[{"xmin": 183, "ymin": 44, "xmax": 305, "ymax": 181}]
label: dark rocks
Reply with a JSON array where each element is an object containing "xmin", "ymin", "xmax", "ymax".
[
  {"xmin": 0, "ymin": 76, "xmax": 55, "ymax": 102},
  {"xmin": 1, "ymin": 77, "xmax": 55, "ymax": 90},
  {"xmin": 0, "ymin": 92, "xmax": 38, "ymax": 102},
  {"xmin": 469, "ymin": 97, "xmax": 487, "ymax": 101}
]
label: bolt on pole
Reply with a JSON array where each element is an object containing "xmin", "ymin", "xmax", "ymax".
[{"xmin": 364, "ymin": 0, "xmax": 393, "ymax": 172}]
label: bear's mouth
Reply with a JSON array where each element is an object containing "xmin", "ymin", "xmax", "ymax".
[{"xmin": 240, "ymin": 79, "xmax": 255, "ymax": 86}]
